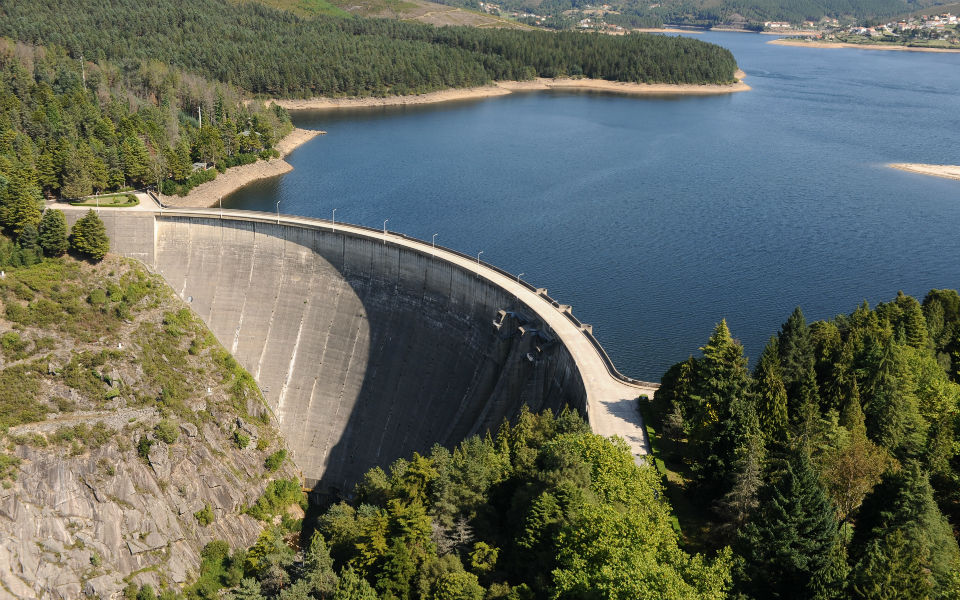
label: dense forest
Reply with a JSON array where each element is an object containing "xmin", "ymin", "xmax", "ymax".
[
  {"xmin": 0, "ymin": 37, "xmax": 292, "ymax": 233},
  {"xmin": 177, "ymin": 409, "xmax": 731, "ymax": 600},
  {"xmin": 652, "ymin": 290, "xmax": 960, "ymax": 598},
  {"xmin": 0, "ymin": 0, "xmax": 740, "ymax": 98}
]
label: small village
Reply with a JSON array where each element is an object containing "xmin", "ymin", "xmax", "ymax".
[
  {"xmin": 794, "ymin": 12, "xmax": 960, "ymax": 45},
  {"xmin": 478, "ymin": 0, "xmax": 959, "ymax": 44}
]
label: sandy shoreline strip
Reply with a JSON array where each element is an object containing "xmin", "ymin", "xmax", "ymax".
[
  {"xmin": 889, "ymin": 163, "xmax": 960, "ymax": 182},
  {"xmin": 267, "ymin": 73, "xmax": 750, "ymax": 110},
  {"xmin": 769, "ymin": 38, "xmax": 960, "ymax": 53},
  {"xmin": 159, "ymin": 128, "xmax": 322, "ymax": 208}
]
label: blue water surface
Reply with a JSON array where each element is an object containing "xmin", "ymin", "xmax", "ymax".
[{"xmin": 226, "ymin": 32, "xmax": 960, "ymax": 380}]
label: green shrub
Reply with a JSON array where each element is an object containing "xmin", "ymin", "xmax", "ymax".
[
  {"xmin": 264, "ymin": 449, "xmax": 286, "ymax": 472},
  {"xmin": 246, "ymin": 478, "xmax": 303, "ymax": 521},
  {"xmin": 1, "ymin": 331, "xmax": 29, "ymax": 360},
  {"xmin": 195, "ymin": 503, "xmax": 215, "ymax": 526},
  {"xmin": 0, "ymin": 366, "xmax": 46, "ymax": 427},
  {"xmin": 137, "ymin": 436, "xmax": 154, "ymax": 459},
  {"xmin": 88, "ymin": 288, "xmax": 107, "ymax": 306},
  {"xmin": 233, "ymin": 430, "xmax": 250, "ymax": 449},
  {"xmin": 154, "ymin": 419, "xmax": 180, "ymax": 444},
  {"xmin": 0, "ymin": 453, "xmax": 21, "ymax": 482}
]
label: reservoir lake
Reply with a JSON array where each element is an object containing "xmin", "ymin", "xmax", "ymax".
[{"xmin": 226, "ymin": 32, "xmax": 960, "ymax": 381}]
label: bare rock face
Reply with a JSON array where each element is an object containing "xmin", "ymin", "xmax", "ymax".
[{"xmin": 0, "ymin": 413, "xmax": 298, "ymax": 599}]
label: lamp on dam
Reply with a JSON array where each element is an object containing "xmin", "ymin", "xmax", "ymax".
[
  {"xmin": 332, "ymin": 208, "xmax": 337, "ymax": 232},
  {"xmin": 276, "ymin": 200, "xmax": 281, "ymax": 224},
  {"xmin": 477, "ymin": 250, "xmax": 483, "ymax": 276},
  {"xmin": 383, "ymin": 219, "xmax": 389, "ymax": 244}
]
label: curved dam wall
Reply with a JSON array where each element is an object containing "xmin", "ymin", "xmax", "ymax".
[{"xmin": 78, "ymin": 207, "xmax": 653, "ymax": 496}]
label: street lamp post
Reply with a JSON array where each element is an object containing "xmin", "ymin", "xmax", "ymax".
[
  {"xmin": 476, "ymin": 251, "xmax": 483, "ymax": 276},
  {"xmin": 332, "ymin": 208, "xmax": 337, "ymax": 232},
  {"xmin": 276, "ymin": 200, "xmax": 281, "ymax": 224},
  {"xmin": 383, "ymin": 219, "xmax": 389, "ymax": 244},
  {"xmin": 517, "ymin": 272, "xmax": 524, "ymax": 285}
]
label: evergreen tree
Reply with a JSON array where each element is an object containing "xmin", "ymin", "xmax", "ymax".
[
  {"xmin": 333, "ymin": 567, "xmax": 378, "ymax": 600},
  {"xmin": 376, "ymin": 539, "xmax": 416, "ymax": 600},
  {"xmin": 302, "ymin": 532, "xmax": 339, "ymax": 597},
  {"xmin": 851, "ymin": 529, "xmax": 933, "ymax": 600},
  {"xmin": 851, "ymin": 464, "xmax": 960, "ymax": 597},
  {"xmin": 18, "ymin": 223, "xmax": 39, "ymax": 252},
  {"xmin": 736, "ymin": 449, "xmax": 840, "ymax": 599},
  {"xmin": 69, "ymin": 209, "xmax": 110, "ymax": 261},
  {"xmin": 860, "ymin": 339, "xmax": 926, "ymax": 456},
  {"xmin": 778, "ymin": 307, "xmax": 821, "ymax": 424},
  {"xmin": 38, "ymin": 209, "xmax": 69, "ymax": 256},
  {"xmin": 686, "ymin": 320, "xmax": 752, "ymax": 495},
  {"xmin": 753, "ymin": 337, "xmax": 789, "ymax": 447}
]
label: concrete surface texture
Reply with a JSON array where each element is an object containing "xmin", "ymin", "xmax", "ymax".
[{"xmin": 67, "ymin": 207, "xmax": 656, "ymax": 495}]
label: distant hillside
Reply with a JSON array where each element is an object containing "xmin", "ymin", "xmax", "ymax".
[
  {"xmin": 243, "ymin": 0, "xmax": 531, "ymax": 28},
  {"xmin": 0, "ymin": 0, "xmax": 740, "ymax": 99}
]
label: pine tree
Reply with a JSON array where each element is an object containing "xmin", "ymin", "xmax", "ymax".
[
  {"xmin": 376, "ymin": 539, "xmax": 415, "ymax": 600},
  {"xmin": 778, "ymin": 307, "xmax": 821, "ymax": 422},
  {"xmin": 69, "ymin": 209, "xmax": 110, "ymax": 261},
  {"xmin": 38, "ymin": 209, "xmax": 69, "ymax": 256},
  {"xmin": 18, "ymin": 223, "xmax": 39, "ymax": 252},
  {"xmin": 851, "ymin": 464, "xmax": 960, "ymax": 597},
  {"xmin": 333, "ymin": 568, "xmax": 378, "ymax": 600},
  {"xmin": 302, "ymin": 532, "xmax": 338, "ymax": 597},
  {"xmin": 687, "ymin": 320, "xmax": 752, "ymax": 496},
  {"xmin": 753, "ymin": 337, "xmax": 789, "ymax": 447},
  {"xmin": 736, "ymin": 449, "xmax": 840, "ymax": 599},
  {"xmin": 851, "ymin": 529, "xmax": 933, "ymax": 600}
]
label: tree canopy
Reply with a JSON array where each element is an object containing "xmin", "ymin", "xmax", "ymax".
[{"xmin": 0, "ymin": 0, "xmax": 740, "ymax": 99}]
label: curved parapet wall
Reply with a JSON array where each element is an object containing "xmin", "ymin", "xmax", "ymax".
[{"xmin": 80, "ymin": 207, "xmax": 655, "ymax": 495}]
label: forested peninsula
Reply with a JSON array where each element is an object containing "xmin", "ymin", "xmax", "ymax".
[{"xmin": 0, "ymin": 0, "xmax": 740, "ymax": 99}]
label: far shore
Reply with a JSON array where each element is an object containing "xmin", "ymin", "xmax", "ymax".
[
  {"xmin": 158, "ymin": 128, "xmax": 322, "ymax": 208},
  {"xmin": 633, "ymin": 27, "xmax": 703, "ymax": 34},
  {"xmin": 889, "ymin": 163, "xmax": 960, "ymax": 182},
  {"xmin": 769, "ymin": 38, "xmax": 960, "ymax": 53},
  {"xmin": 265, "ymin": 73, "xmax": 750, "ymax": 110}
]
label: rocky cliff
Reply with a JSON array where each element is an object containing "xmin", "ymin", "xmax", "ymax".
[{"xmin": 0, "ymin": 255, "xmax": 300, "ymax": 599}]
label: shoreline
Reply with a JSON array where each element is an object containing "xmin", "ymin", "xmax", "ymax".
[
  {"xmin": 266, "ymin": 73, "xmax": 750, "ymax": 110},
  {"xmin": 769, "ymin": 38, "xmax": 960, "ymax": 53},
  {"xmin": 158, "ymin": 128, "xmax": 322, "ymax": 208},
  {"xmin": 889, "ymin": 163, "xmax": 960, "ymax": 182}
]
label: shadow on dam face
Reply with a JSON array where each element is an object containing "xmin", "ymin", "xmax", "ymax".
[{"xmin": 152, "ymin": 216, "xmax": 586, "ymax": 499}]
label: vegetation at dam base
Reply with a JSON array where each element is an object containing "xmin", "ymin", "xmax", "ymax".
[
  {"xmin": 185, "ymin": 408, "xmax": 731, "ymax": 600},
  {"xmin": 651, "ymin": 290, "xmax": 960, "ymax": 598},
  {"xmin": 1, "ymin": 0, "xmax": 740, "ymax": 100}
]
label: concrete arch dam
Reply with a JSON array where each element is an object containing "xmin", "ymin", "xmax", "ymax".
[{"xmin": 90, "ymin": 208, "xmax": 656, "ymax": 495}]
